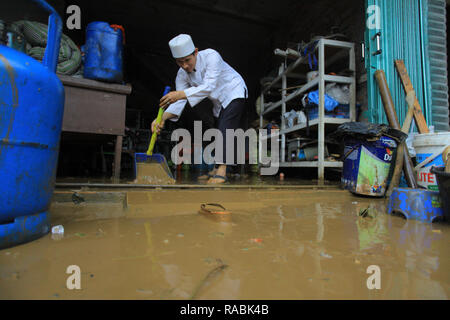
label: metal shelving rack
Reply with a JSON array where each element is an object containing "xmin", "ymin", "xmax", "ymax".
[{"xmin": 259, "ymin": 39, "xmax": 356, "ymax": 184}]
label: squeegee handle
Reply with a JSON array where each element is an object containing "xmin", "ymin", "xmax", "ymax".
[{"xmin": 147, "ymin": 86, "xmax": 171, "ymax": 156}]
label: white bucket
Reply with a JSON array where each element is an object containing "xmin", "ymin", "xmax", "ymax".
[{"xmin": 413, "ymin": 132, "xmax": 450, "ymax": 191}]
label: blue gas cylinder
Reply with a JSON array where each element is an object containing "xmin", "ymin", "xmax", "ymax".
[
  {"xmin": 84, "ymin": 22, "xmax": 124, "ymax": 83},
  {"xmin": 0, "ymin": 0, "xmax": 64, "ymax": 249}
]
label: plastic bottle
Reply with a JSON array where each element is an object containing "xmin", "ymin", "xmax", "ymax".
[
  {"xmin": 52, "ymin": 225, "xmax": 64, "ymax": 234},
  {"xmin": 298, "ymin": 149, "xmax": 306, "ymax": 160}
]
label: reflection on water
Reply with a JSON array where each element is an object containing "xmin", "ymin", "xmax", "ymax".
[
  {"xmin": 356, "ymin": 203, "xmax": 389, "ymax": 251},
  {"xmin": 0, "ymin": 189, "xmax": 448, "ymax": 299},
  {"xmin": 57, "ymin": 172, "xmax": 339, "ymax": 187}
]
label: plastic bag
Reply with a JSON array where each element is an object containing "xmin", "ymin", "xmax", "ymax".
[
  {"xmin": 326, "ymin": 83, "xmax": 350, "ymax": 105},
  {"xmin": 297, "ymin": 111, "xmax": 307, "ymax": 125},
  {"xmin": 307, "ymin": 90, "xmax": 339, "ymax": 111},
  {"xmin": 406, "ymin": 132, "xmax": 418, "ymax": 157},
  {"xmin": 332, "ymin": 122, "xmax": 408, "ymax": 143},
  {"xmin": 283, "ymin": 110, "xmax": 298, "ymax": 128}
]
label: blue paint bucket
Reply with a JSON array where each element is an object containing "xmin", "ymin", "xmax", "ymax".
[
  {"xmin": 84, "ymin": 22, "xmax": 124, "ymax": 83},
  {"xmin": 342, "ymin": 136, "xmax": 397, "ymax": 197}
]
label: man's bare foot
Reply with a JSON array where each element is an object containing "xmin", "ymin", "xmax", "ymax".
[
  {"xmin": 198, "ymin": 168, "xmax": 217, "ymax": 180},
  {"xmin": 207, "ymin": 175, "xmax": 228, "ymax": 184},
  {"xmin": 206, "ymin": 165, "xmax": 227, "ymax": 184}
]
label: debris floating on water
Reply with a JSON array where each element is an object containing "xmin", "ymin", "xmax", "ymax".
[
  {"xmin": 190, "ymin": 261, "xmax": 229, "ymax": 300},
  {"xmin": 51, "ymin": 225, "xmax": 64, "ymax": 240},
  {"xmin": 52, "ymin": 225, "xmax": 64, "ymax": 234},
  {"xmin": 320, "ymin": 252, "xmax": 333, "ymax": 259},
  {"xmin": 72, "ymin": 193, "xmax": 85, "ymax": 204}
]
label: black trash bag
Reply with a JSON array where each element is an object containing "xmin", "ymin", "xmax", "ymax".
[{"xmin": 331, "ymin": 122, "xmax": 408, "ymax": 143}]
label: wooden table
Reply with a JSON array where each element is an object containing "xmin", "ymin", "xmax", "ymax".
[{"xmin": 58, "ymin": 75, "xmax": 132, "ymax": 180}]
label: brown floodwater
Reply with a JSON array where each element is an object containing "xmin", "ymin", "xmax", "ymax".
[{"xmin": 0, "ymin": 189, "xmax": 449, "ymax": 299}]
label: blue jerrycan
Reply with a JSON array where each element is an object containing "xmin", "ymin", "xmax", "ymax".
[
  {"xmin": 84, "ymin": 22, "xmax": 124, "ymax": 83},
  {"xmin": 0, "ymin": 0, "xmax": 64, "ymax": 249}
]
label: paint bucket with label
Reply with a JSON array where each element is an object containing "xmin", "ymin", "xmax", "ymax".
[
  {"xmin": 342, "ymin": 136, "xmax": 397, "ymax": 197},
  {"xmin": 413, "ymin": 132, "xmax": 450, "ymax": 191}
]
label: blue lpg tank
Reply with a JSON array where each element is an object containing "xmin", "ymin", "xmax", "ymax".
[
  {"xmin": 84, "ymin": 22, "xmax": 124, "ymax": 83},
  {"xmin": 0, "ymin": 0, "xmax": 64, "ymax": 249}
]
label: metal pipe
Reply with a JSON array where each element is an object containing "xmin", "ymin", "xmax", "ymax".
[
  {"xmin": 274, "ymin": 49, "xmax": 287, "ymax": 57},
  {"xmin": 286, "ymin": 48, "xmax": 301, "ymax": 58},
  {"xmin": 274, "ymin": 48, "xmax": 300, "ymax": 60}
]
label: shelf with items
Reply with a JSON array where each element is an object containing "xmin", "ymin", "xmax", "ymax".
[
  {"xmin": 258, "ymin": 38, "xmax": 356, "ymax": 184},
  {"xmin": 260, "ymin": 117, "xmax": 351, "ymax": 141}
]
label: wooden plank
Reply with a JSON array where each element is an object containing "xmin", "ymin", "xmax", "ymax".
[
  {"xmin": 61, "ymin": 86, "xmax": 126, "ymax": 136},
  {"xmin": 58, "ymin": 74, "xmax": 132, "ymax": 95},
  {"xmin": 113, "ymin": 135, "xmax": 123, "ymax": 181},
  {"xmin": 54, "ymin": 183, "xmax": 340, "ymax": 190},
  {"xmin": 394, "ymin": 60, "xmax": 430, "ymax": 134}
]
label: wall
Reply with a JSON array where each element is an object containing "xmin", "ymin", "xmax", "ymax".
[
  {"xmin": 1, "ymin": 0, "xmax": 368, "ymax": 124},
  {"xmin": 0, "ymin": 0, "xmax": 65, "ymax": 24}
]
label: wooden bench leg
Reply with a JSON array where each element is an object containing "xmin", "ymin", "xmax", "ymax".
[{"xmin": 113, "ymin": 135, "xmax": 123, "ymax": 181}]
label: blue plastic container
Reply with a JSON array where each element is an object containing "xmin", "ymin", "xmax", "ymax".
[
  {"xmin": 307, "ymin": 104, "xmax": 350, "ymax": 121},
  {"xmin": 0, "ymin": 0, "xmax": 64, "ymax": 249},
  {"xmin": 388, "ymin": 188, "xmax": 444, "ymax": 223},
  {"xmin": 84, "ymin": 22, "xmax": 124, "ymax": 83},
  {"xmin": 342, "ymin": 136, "xmax": 397, "ymax": 197}
]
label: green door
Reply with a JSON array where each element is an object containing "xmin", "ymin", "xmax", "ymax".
[{"xmin": 364, "ymin": 0, "xmax": 448, "ymax": 131}]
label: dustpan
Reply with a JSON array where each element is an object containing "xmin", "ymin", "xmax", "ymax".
[
  {"xmin": 134, "ymin": 153, "xmax": 174, "ymax": 180},
  {"xmin": 134, "ymin": 86, "xmax": 174, "ymax": 180}
]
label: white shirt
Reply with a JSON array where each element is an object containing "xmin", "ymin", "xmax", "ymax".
[{"xmin": 165, "ymin": 49, "xmax": 247, "ymax": 121}]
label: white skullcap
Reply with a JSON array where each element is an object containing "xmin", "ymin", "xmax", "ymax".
[{"xmin": 169, "ymin": 34, "xmax": 195, "ymax": 59}]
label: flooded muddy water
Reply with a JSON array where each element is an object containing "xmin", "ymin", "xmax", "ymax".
[{"xmin": 0, "ymin": 189, "xmax": 449, "ymax": 299}]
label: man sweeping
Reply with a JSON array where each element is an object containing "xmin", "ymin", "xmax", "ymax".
[{"xmin": 151, "ymin": 34, "xmax": 248, "ymax": 184}]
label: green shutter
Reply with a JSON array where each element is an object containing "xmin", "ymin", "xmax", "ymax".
[
  {"xmin": 365, "ymin": 0, "xmax": 448, "ymax": 131},
  {"xmin": 422, "ymin": 0, "xmax": 449, "ymax": 131}
]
